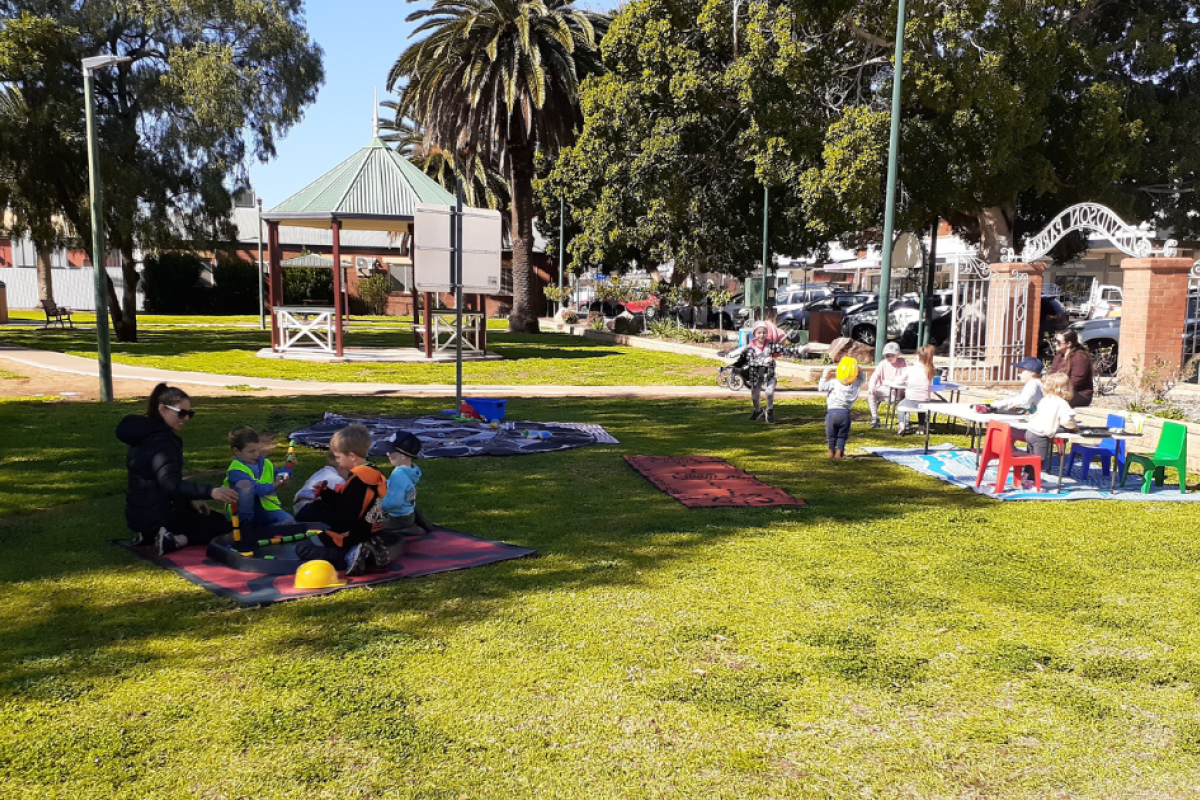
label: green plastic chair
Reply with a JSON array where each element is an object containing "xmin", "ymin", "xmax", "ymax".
[{"xmin": 1120, "ymin": 420, "xmax": 1189, "ymax": 494}]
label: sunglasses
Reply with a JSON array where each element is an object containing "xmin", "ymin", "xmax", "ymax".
[{"xmin": 164, "ymin": 404, "xmax": 195, "ymax": 420}]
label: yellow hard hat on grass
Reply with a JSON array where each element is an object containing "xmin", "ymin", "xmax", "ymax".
[
  {"xmin": 294, "ymin": 560, "xmax": 347, "ymax": 589},
  {"xmin": 836, "ymin": 357, "xmax": 860, "ymax": 384}
]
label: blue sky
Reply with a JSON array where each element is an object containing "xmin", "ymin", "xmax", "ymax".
[
  {"xmin": 249, "ymin": 0, "xmax": 616, "ymax": 207},
  {"xmin": 248, "ymin": 1, "xmax": 418, "ymax": 206}
]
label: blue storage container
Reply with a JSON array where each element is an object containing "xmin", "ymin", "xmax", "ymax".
[
  {"xmin": 738, "ymin": 328, "xmax": 753, "ymax": 348},
  {"xmin": 468, "ymin": 397, "xmax": 507, "ymax": 420}
]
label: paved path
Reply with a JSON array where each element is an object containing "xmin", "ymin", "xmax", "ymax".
[{"xmin": 0, "ymin": 343, "xmax": 820, "ymax": 399}]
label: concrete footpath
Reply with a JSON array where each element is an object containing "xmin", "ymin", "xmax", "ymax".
[{"xmin": 0, "ymin": 344, "xmax": 820, "ymax": 399}]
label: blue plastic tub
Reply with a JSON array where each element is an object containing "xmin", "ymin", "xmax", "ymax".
[{"xmin": 468, "ymin": 397, "xmax": 507, "ymax": 421}]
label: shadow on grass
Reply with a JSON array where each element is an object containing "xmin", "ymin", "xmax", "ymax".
[{"xmin": 0, "ymin": 394, "xmax": 1003, "ymax": 675}]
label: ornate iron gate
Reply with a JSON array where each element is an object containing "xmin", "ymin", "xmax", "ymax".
[
  {"xmin": 948, "ymin": 257, "xmax": 1029, "ymax": 384},
  {"xmin": 1185, "ymin": 261, "xmax": 1200, "ymax": 382}
]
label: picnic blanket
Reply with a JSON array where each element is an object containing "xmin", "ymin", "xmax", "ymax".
[
  {"xmin": 624, "ymin": 455, "xmax": 806, "ymax": 507},
  {"xmin": 289, "ymin": 414, "xmax": 618, "ymax": 459},
  {"xmin": 115, "ymin": 527, "xmax": 537, "ymax": 605},
  {"xmin": 867, "ymin": 445, "xmax": 1200, "ymax": 502}
]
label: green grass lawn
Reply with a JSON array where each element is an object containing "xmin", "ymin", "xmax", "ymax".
[
  {"xmin": 1, "ymin": 320, "xmax": 719, "ymax": 386},
  {"xmin": 3, "ymin": 395, "xmax": 1200, "ymax": 798}
]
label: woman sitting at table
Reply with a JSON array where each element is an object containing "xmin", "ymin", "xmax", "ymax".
[
  {"xmin": 867, "ymin": 341, "xmax": 907, "ymax": 429},
  {"xmin": 1022, "ymin": 372, "xmax": 1079, "ymax": 480},
  {"xmin": 896, "ymin": 345, "xmax": 936, "ymax": 435},
  {"xmin": 1050, "ymin": 329, "xmax": 1094, "ymax": 407}
]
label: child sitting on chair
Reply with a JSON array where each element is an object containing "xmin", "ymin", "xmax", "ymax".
[
  {"xmin": 226, "ymin": 427, "xmax": 296, "ymax": 530},
  {"xmin": 379, "ymin": 433, "xmax": 435, "ymax": 534},
  {"xmin": 293, "ymin": 451, "xmax": 348, "ymax": 518},
  {"xmin": 294, "ymin": 423, "xmax": 390, "ymax": 576},
  {"xmin": 991, "ymin": 357, "xmax": 1045, "ymax": 412},
  {"xmin": 819, "ymin": 357, "xmax": 864, "ymax": 460},
  {"xmin": 1022, "ymin": 372, "xmax": 1078, "ymax": 479}
]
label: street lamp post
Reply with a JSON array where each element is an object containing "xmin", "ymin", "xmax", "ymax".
[
  {"xmin": 874, "ymin": 0, "xmax": 908, "ymax": 364},
  {"xmin": 82, "ymin": 54, "xmax": 131, "ymax": 403}
]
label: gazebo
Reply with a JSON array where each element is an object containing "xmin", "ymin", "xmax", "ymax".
[{"xmin": 260, "ymin": 136, "xmax": 456, "ymax": 358}]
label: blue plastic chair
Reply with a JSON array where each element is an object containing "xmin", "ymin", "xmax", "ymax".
[{"xmin": 1068, "ymin": 414, "xmax": 1127, "ymax": 481}]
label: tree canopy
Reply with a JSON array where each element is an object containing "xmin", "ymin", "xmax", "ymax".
[
  {"xmin": 0, "ymin": 0, "xmax": 323, "ymax": 339},
  {"xmin": 546, "ymin": 0, "xmax": 1200, "ymax": 271}
]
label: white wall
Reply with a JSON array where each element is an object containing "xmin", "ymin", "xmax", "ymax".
[{"xmin": 0, "ymin": 266, "xmax": 144, "ymax": 312}]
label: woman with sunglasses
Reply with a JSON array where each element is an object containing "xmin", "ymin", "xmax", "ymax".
[
  {"xmin": 116, "ymin": 383, "xmax": 239, "ymax": 554},
  {"xmin": 1049, "ymin": 329, "xmax": 1094, "ymax": 408}
]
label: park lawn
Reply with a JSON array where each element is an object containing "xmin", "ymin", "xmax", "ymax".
[
  {"xmin": 2, "ymin": 395, "xmax": 1200, "ymax": 799},
  {"xmin": 2, "ymin": 325, "xmax": 719, "ymax": 386}
]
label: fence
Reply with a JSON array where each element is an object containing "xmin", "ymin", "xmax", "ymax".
[{"xmin": 0, "ymin": 266, "xmax": 144, "ymax": 312}]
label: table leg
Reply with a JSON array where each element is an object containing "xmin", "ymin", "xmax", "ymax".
[
  {"xmin": 1056, "ymin": 442, "xmax": 1066, "ymax": 494},
  {"xmin": 923, "ymin": 419, "xmax": 931, "ymax": 455},
  {"xmin": 1110, "ymin": 454, "xmax": 1118, "ymax": 493}
]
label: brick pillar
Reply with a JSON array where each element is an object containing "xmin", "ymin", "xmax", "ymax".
[
  {"xmin": 985, "ymin": 261, "xmax": 1045, "ymax": 368},
  {"xmin": 1118, "ymin": 257, "xmax": 1193, "ymax": 375}
]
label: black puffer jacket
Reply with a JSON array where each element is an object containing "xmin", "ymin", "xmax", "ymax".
[{"xmin": 116, "ymin": 415, "xmax": 214, "ymax": 533}]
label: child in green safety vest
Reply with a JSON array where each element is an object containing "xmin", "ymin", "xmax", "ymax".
[{"xmin": 225, "ymin": 427, "xmax": 296, "ymax": 530}]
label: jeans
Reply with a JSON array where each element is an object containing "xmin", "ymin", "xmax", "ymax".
[
  {"xmin": 825, "ymin": 408, "xmax": 851, "ymax": 450},
  {"xmin": 233, "ymin": 481, "xmax": 296, "ymax": 529}
]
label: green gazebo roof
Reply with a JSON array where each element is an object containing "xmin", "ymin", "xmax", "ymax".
[{"xmin": 263, "ymin": 138, "xmax": 456, "ymax": 232}]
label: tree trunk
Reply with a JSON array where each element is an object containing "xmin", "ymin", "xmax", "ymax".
[
  {"xmin": 506, "ymin": 143, "xmax": 540, "ymax": 334},
  {"xmin": 976, "ymin": 204, "xmax": 1016, "ymax": 263},
  {"xmin": 113, "ymin": 242, "xmax": 138, "ymax": 342},
  {"xmin": 35, "ymin": 246, "xmax": 54, "ymax": 304}
]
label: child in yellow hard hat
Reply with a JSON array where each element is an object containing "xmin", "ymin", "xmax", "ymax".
[{"xmin": 819, "ymin": 357, "xmax": 864, "ymax": 459}]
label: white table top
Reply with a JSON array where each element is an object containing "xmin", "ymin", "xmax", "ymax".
[{"xmin": 915, "ymin": 401, "xmax": 1143, "ymax": 440}]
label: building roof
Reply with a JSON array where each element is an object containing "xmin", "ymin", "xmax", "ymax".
[
  {"xmin": 282, "ymin": 253, "xmax": 346, "ymax": 267},
  {"xmin": 262, "ymin": 138, "xmax": 456, "ymax": 231}
]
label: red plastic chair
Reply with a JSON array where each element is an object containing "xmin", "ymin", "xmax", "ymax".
[{"xmin": 975, "ymin": 421, "xmax": 1043, "ymax": 493}]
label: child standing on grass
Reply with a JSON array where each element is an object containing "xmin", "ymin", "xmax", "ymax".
[
  {"xmin": 380, "ymin": 433, "xmax": 435, "ymax": 534},
  {"xmin": 819, "ymin": 358, "xmax": 864, "ymax": 459},
  {"xmin": 725, "ymin": 320, "xmax": 783, "ymax": 423},
  {"xmin": 294, "ymin": 423, "xmax": 390, "ymax": 576},
  {"xmin": 225, "ymin": 427, "xmax": 295, "ymax": 530}
]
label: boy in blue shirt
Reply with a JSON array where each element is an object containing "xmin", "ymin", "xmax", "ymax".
[
  {"xmin": 380, "ymin": 433, "xmax": 434, "ymax": 534},
  {"xmin": 225, "ymin": 427, "xmax": 296, "ymax": 530}
]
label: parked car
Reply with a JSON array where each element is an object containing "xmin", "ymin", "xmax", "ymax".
[
  {"xmin": 778, "ymin": 292, "xmax": 874, "ymax": 330},
  {"xmin": 775, "ymin": 285, "xmax": 834, "ymax": 316},
  {"xmin": 841, "ymin": 298, "xmax": 927, "ymax": 346}
]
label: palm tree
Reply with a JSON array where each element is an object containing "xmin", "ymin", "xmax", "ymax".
[{"xmin": 388, "ymin": 0, "xmax": 609, "ymax": 333}]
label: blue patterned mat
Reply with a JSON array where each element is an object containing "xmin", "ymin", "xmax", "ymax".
[{"xmin": 866, "ymin": 445, "xmax": 1198, "ymax": 502}]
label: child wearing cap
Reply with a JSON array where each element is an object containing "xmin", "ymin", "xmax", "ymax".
[
  {"xmin": 380, "ymin": 432, "xmax": 435, "ymax": 534},
  {"xmin": 991, "ymin": 357, "xmax": 1045, "ymax": 412},
  {"xmin": 819, "ymin": 358, "xmax": 864, "ymax": 459},
  {"xmin": 866, "ymin": 341, "xmax": 907, "ymax": 428}
]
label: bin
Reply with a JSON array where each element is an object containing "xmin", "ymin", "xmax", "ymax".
[
  {"xmin": 809, "ymin": 310, "xmax": 842, "ymax": 345},
  {"xmin": 468, "ymin": 397, "xmax": 507, "ymax": 421}
]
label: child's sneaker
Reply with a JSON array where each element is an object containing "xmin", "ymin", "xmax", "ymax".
[
  {"xmin": 764, "ymin": 409, "xmax": 776, "ymax": 424},
  {"xmin": 1021, "ymin": 479, "xmax": 1036, "ymax": 490},
  {"xmin": 345, "ymin": 543, "xmax": 370, "ymax": 576},
  {"xmin": 870, "ymin": 419, "xmax": 881, "ymax": 429},
  {"xmin": 749, "ymin": 409, "xmax": 764, "ymax": 421},
  {"xmin": 366, "ymin": 537, "xmax": 392, "ymax": 570},
  {"xmin": 154, "ymin": 527, "xmax": 179, "ymax": 556}
]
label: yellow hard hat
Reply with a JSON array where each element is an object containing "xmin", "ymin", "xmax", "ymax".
[
  {"xmin": 836, "ymin": 357, "xmax": 860, "ymax": 384},
  {"xmin": 294, "ymin": 560, "xmax": 346, "ymax": 589}
]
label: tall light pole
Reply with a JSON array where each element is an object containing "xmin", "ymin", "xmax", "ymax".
[
  {"xmin": 82, "ymin": 54, "xmax": 131, "ymax": 403},
  {"xmin": 760, "ymin": 185, "xmax": 770, "ymax": 322},
  {"xmin": 874, "ymin": 0, "xmax": 908, "ymax": 364},
  {"xmin": 257, "ymin": 197, "xmax": 266, "ymax": 329}
]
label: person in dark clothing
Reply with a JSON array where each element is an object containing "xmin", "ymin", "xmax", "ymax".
[
  {"xmin": 116, "ymin": 383, "xmax": 238, "ymax": 555},
  {"xmin": 1050, "ymin": 329, "xmax": 1094, "ymax": 407},
  {"xmin": 294, "ymin": 423, "xmax": 390, "ymax": 576}
]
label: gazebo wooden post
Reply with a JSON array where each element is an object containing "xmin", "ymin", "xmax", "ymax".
[
  {"xmin": 478, "ymin": 294, "xmax": 488, "ymax": 353},
  {"xmin": 423, "ymin": 291, "xmax": 433, "ymax": 358},
  {"xmin": 267, "ymin": 221, "xmax": 282, "ymax": 351},
  {"xmin": 331, "ymin": 218, "xmax": 345, "ymax": 358}
]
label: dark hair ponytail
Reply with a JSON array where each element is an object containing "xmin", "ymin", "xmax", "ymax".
[{"xmin": 147, "ymin": 383, "xmax": 189, "ymax": 421}]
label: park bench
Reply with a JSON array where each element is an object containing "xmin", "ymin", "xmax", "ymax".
[{"xmin": 40, "ymin": 299, "xmax": 75, "ymax": 329}]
